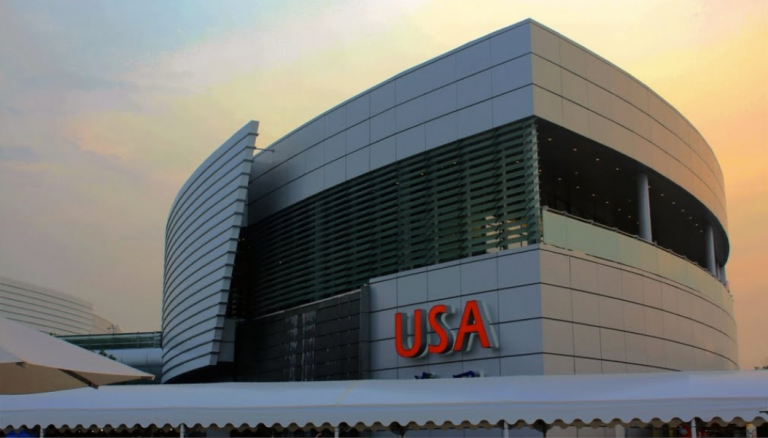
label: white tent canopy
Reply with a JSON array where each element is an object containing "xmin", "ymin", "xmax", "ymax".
[
  {"xmin": 0, "ymin": 316, "xmax": 153, "ymax": 394},
  {"xmin": 1, "ymin": 371, "xmax": 767, "ymax": 432}
]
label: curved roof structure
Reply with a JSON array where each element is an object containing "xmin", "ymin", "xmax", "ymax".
[
  {"xmin": 2, "ymin": 372, "xmax": 766, "ymax": 431},
  {"xmin": 161, "ymin": 121, "xmax": 257, "ymax": 383},
  {"xmin": 248, "ymin": 19, "xmax": 727, "ymax": 239},
  {"xmin": 0, "ymin": 276, "xmax": 118, "ymax": 336}
]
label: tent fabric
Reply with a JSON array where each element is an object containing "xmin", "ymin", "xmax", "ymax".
[
  {"xmin": 0, "ymin": 316, "xmax": 153, "ymax": 394},
  {"xmin": 1, "ymin": 371, "xmax": 767, "ymax": 431}
]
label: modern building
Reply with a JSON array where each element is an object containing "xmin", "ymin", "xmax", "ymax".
[
  {"xmin": 161, "ymin": 19, "xmax": 737, "ymax": 385},
  {"xmin": 0, "ymin": 275, "xmax": 120, "ymax": 336},
  {"xmin": 0, "ymin": 276, "xmax": 161, "ymax": 381}
]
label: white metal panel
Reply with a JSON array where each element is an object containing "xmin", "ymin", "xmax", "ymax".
[
  {"xmin": 243, "ymin": 18, "xmax": 729, "ymax": 260},
  {"xmin": 2, "ymin": 372, "xmax": 766, "ymax": 430},
  {"xmin": 161, "ymin": 121, "xmax": 257, "ymax": 383},
  {"xmin": 245, "ymin": 20, "xmax": 537, "ymax": 224}
]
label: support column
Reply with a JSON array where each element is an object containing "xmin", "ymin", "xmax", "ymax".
[
  {"xmin": 637, "ymin": 173, "xmax": 652, "ymax": 241},
  {"xmin": 705, "ymin": 224, "xmax": 716, "ymax": 275},
  {"xmin": 614, "ymin": 424, "xmax": 626, "ymax": 438}
]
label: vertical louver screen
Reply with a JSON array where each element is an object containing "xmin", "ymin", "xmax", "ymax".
[{"xmin": 239, "ymin": 118, "xmax": 540, "ymax": 317}]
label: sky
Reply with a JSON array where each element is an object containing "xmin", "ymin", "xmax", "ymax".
[{"xmin": 0, "ymin": 0, "xmax": 765, "ymax": 369}]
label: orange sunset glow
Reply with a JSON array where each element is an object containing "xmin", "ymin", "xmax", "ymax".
[{"xmin": 0, "ymin": 0, "xmax": 766, "ymax": 369}]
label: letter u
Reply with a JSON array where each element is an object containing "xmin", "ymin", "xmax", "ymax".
[{"xmin": 395, "ymin": 309, "xmax": 427, "ymax": 358}]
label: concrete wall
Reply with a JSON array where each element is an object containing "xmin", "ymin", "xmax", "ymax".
[
  {"xmin": 367, "ymin": 244, "xmax": 738, "ymax": 379},
  {"xmin": 161, "ymin": 121, "xmax": 257, "ymax": 382}
]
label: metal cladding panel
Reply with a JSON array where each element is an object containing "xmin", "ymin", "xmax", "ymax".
[
  {"xmin": 525, "ymin": 21, "xmax": 727, "ymax": 234},
  {"xmin": 246, "ymin": 20, "xmax": 538, "ymax": 226},
  {"xmin": 162, "ymin": 121, "xmax": 258, "ymax": 383},
  {"xmin": 235, "ymin": 119, "xmax": 541, "ymax": 318},
  {"xmin": 247, "ymin": 18, "xmax": 728, "ymax": 249}
]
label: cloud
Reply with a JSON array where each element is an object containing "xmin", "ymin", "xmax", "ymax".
[
  {"xmin": 0, "ymin": 145, "xmax": 40, "ymax": 163},
  {"xmin": 0, "ymin": 0, "xmax": 432, "ymax": 332},
  {"xmin": 0, "ymin": 0, "xmax": 766, "ymax": 364},
  {"xmin": 120, "ymin": 0, "xmax": 427, "ymax": 93}
]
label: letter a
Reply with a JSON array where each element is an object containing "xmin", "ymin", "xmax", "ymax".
[{"xmin": 453, "ymin": 300, "xmax": 498, "ymax": 352}]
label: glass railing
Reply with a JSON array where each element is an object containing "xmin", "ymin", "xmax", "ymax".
[
  {"xmin": 59, "ymin": 331, "xmax": 162, "ymax": 351},
  {"xmin": 541, "ymin": 208, "xmax": 732, "ymax": 312}
]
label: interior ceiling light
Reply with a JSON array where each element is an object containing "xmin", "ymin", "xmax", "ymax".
[
  {"xmin": 548, "ymin": 138, "xmax": 552, "ymax": 141},
  {"xmin": 557, "ymin": 178, "xmax": 562, "ymax": 181},
  {"xmin": 616, "ymin": 167, "xmax": 620, "ymax": 171},
  {"xmin": 681, "ymin": 209, "xmax": 685, "ymax": 212},
  {"xmin": 661, "ymin": 193, "xmax": 665, "ymax": 197},
  {"xmin": 605, "ymin": 201, "xmax": 609, "ymax": 204},
  {"xmin": 573, "ymin": 148, "xmax": 578, "ymax": 151},
  {"xmin": 618, "ymin": 208, "xmax": 622, "ymax": 211},
  {"xmin": 595, "ymin": 158, "xmax": 600, "ymax": 161},
  {"xmin": 591, "ymin": 193, "xmax": 596, "ymax": 197},
  {"xmin": 576, "ymin": 186, "xmax": 580, "ymax": 189}
]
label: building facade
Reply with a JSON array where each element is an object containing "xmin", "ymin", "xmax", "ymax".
[
  {"xmin": 0, "ymin": 275, "xmax": 119, "ymax": 336},
  {"xmin": 161, "ymin": 19, "xmax": 737, "ymax": 384}
]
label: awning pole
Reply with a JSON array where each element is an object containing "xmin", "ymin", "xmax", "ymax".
[
  {"xmin": 334, "ymin": 426, "xmax": 340, "ymax": 438},
  {"xmin": 39, "ymin": 426, "xmax": 44, "ymax": 438},
  {"xmin": 503, "ymin": 421, "xmax": 509, "ymax": 438},
  {"xmin": 180, "ymin": 423, "xmax": 185, "ymax": 438},
  {"xmin": 691, "ymin": 419, "xmax": 697, "ymax": 437}
]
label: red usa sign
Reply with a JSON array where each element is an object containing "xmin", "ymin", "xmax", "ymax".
[{"xmin": 394, "ymin": 300, "xmax": 498, "ymax": 358}]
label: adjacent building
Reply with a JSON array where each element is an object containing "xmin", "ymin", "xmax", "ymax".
[
  {"xmin": 161, "ymin": 19, "xmax": 737, "ymax": 384},
  {"xmin": 0, "ymin": 275, "xmax": 119, "ymax": 336}
]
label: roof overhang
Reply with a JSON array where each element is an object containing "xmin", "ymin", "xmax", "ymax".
[{"xmin": 1, "ymin": 371, "xmax": 767, "ymax": 432}]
